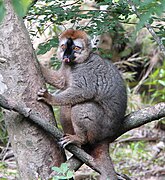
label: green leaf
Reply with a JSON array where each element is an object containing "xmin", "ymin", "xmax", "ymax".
[
  {"xmin": 51, "ymin": 166, "xmax": 62, "ymax": 173},
  {"xmin": 37, "ymin": 43, "xmax": 51, "ymax": 55},
  {"xmin": 151, "ymin": 69, "xmax": 159, "ymax": 78},
  {"xmin": 136, "ymin": 11, "xmax": 151, "ymax": 31},
  {"xmin": 56, "ymin": 176, "xmax": 68, "ymax": 179},
  {"xmin": 66, "ymin": 171, "xmax": 74, "ymax": 178},
  {"xmin": 12, "ymin": 0, "xmax": 32, "ymax": 17},
  {"xmin": 52, "ymin": 178, "xmax": 56, "ymax": 180},
  {"xmin": 0, "ymin": 0, "xmax": 6, "ymax": 23},
  {"xmin": 60, "ymin": 163, "xmax": 68, "ymax": 173},
  {"xmin": 158, "ymin": 80, "xmax": 165, "ymax": 86}
]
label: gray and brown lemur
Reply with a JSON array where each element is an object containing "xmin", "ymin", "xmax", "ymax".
[{"xmin": 38, "ymin": 29, "xmax": 127, "ymax": 148}]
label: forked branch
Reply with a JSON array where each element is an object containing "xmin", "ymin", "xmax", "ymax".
[{"xmin": 0, "ymin": 94, "xmax": 165, "ymax": 175}]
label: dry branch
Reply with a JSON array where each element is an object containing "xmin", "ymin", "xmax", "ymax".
[
  {"xmin": 0, "ymin": 94, "xmax": 165, "ymax": 175},
  {"xmin": 126, "ymin": 0, "xmax": 165, "ymax": 56}
]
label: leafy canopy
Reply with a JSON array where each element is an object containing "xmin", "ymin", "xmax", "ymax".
[
  {"xmin": 12, "ymin": 0, "xmax": 32, "ymax": 17},
  {"xmin": 0, "ymin": 0, "xmax": 32, "ymax": 24},
  {"xmin": 0, "ymin": 0, "xmax": 6, "ymax": 23}
]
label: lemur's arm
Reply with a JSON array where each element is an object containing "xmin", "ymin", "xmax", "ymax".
[{"xmin": 39, "ymin": 64, "xmax": 65, "ymax": 89}]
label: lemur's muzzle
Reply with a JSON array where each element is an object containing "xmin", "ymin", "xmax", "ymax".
[
  {"xmin": 63, "ymin": 38, "xmax": 76, "ymax": 63},
  {"xmin": 63, "ymin": 56, "xmax": 70, "ymax": 63}
]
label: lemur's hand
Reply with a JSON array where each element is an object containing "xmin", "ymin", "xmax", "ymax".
[{"xmin": 37, "ymin": 88, "xmax": 52, "ymax": 105}]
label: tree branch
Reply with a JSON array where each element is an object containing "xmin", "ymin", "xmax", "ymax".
[
  {"xmin": 122, "ymin": 102, "xmax": 165, "ymax": 132},
  {"xmin": 126, "ymin": 0, "xmax": 165, "ymax": 57},
  {"xmin": 59, "ymin": 0, "xmax": 81, "ymax": 8},
  {"xmin": 0, "ymin": 94, "xmax": 165, "ymax": 175},
  {"xmin": 0, "ymin": 94, "xmax": 100, "ymax": 174}
]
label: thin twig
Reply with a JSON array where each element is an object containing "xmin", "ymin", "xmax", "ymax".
[
  {"xmin": 126, "ymin": 0, "xmax": 165, "ymax": 57},
  {"xmin": 59, "ymin": 0, "xmax": 81, "ymax": 8},
  {"xmin": 115, "ymin": 136, "xmax": 159, "ymax": 143},
  {"xmin": 133, "ymin": 50, "xmax": 160, "ymax": 93}
]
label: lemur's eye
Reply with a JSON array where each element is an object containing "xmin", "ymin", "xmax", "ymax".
[
  {"xmin": 73, "ymin": 46, "xmax": 81, "ymax": 51},
  {"xmin": 61, "ymin": 44, "xmax": 66, "ymax": 50}
]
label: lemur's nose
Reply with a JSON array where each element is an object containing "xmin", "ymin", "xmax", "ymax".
[{"xmin": 63, "ymin": 56, "xmax": 70, "ymax": 63}]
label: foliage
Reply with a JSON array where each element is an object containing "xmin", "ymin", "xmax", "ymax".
[
  {"xmin": 110, "ymin": 136, "xmax": 164, "ymax": 179},
  {"xmin": 145, "ymin": 60, "xmax": 165, "ymax": 103},
  {"xmin": 51, "ymin": 163, "xmax": 74, "ymax": 180},
  {"xmin": 37, "ymin": 38, "xmax": 58, "ymax": 55},
  {"xmin": 11, "ymin": 0, "xmax": 32, "ymax": 17},
  {"xmin": 0, "ymin": 0, "xmax": 165, "ymax": 50},
  {"xmin": 132, "ymin": 0, "xmax": 165, "ymax": 32},
  {"xmin": 0, "ymin": 0, "xmax": 32, "ymax": 23},
  {"xmin": 0, "ymin": 108, "xmax": 8, "ymax": 145},
  {"xmin": 1, "ymin": 1, "xmax": 163, "ymax": 68},
  {"xmin": 26, "ymin": 0, "xmax": 130, "ymax": 60},
  {"xmin": 0, "ymin": 161, "xmax": 18, "ymax": 179},
  {"xmin": 0, "ymin": 0, "xmax": 6, "ymax": 23},
  {"xmin": 23, "ymin": 0, "xmax": 165, "ymax": 67}
]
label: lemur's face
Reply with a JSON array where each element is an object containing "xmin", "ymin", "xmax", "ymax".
[
  {"xmin": 58, "ymin": 38, "xmax": 85, "ymax": 64},
  {"xmin": 57, "ymin": 29, "xmax": 92, "ymax": 64}
]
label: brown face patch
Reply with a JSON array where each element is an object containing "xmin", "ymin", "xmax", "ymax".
[{"xmin": 60, "ymin": 29, "xmax": 88, "ymax": 43}]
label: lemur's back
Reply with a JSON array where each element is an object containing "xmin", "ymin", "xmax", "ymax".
[
  {"xmin": 67, "ymin": 53, "xmax": 127, "ymax": 142},
  {"xmin": 71, "ymin": 53, "xmax": 127, "ymax": 120}
]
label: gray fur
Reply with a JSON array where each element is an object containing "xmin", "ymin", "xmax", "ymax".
[{"xmin": 38, "ymin": 52, "xmax": 127, "ymax": 145}]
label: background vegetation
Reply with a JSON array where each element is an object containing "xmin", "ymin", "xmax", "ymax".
[{"xmin": 0, "ymin": 0, "xmax": 165, "ymax": 179}]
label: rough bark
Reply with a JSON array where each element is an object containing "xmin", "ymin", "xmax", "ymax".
[{"xmin": 0, "ymin": 0, "xmax": 65, "ymax": 179}]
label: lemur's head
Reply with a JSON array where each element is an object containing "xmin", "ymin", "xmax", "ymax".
[{"xmin": 57, "ymin": 29, "xmax": 92, "ymax": 64}]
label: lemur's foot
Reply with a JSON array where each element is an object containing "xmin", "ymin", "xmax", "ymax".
[{"xmin": 59, "ymin": 134, "xmax": 83, "ymax": 148}]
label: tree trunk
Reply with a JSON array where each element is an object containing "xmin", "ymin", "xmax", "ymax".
[{"xmin": 0, "ymin": 0, "xmax": 65, "ymax": 179}]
